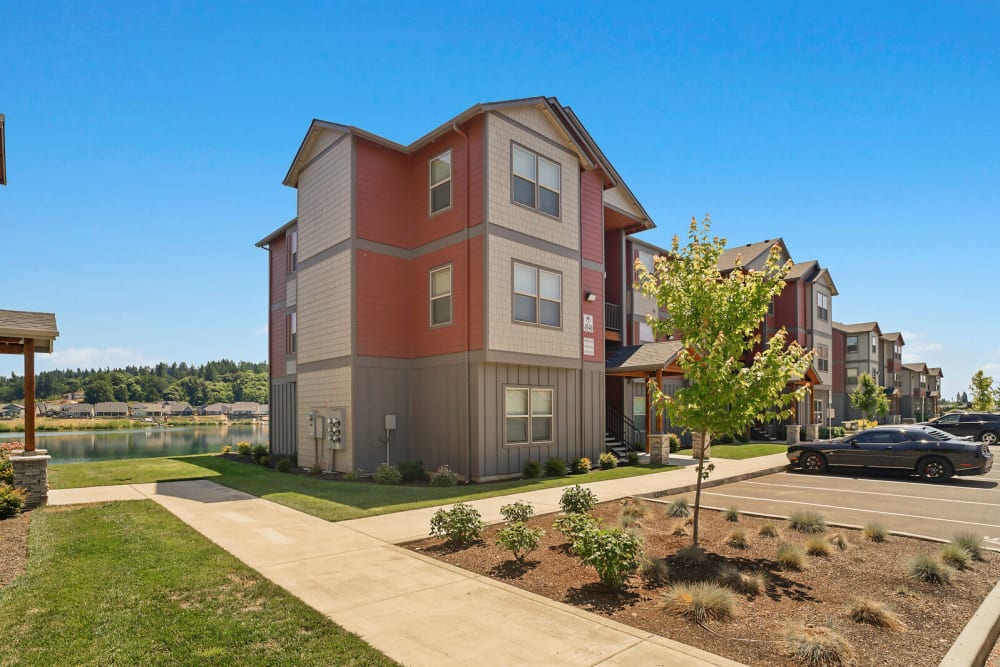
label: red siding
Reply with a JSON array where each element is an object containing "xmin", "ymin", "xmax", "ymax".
[
  {"xmin": 356, "ymin": 250, "xmax": 410, "ymax": 358},
  {"xmin": 356, "ymin": 139, "xmax": 410, "ymax": 248},
  {"xmin": 409, "ymin": 242, "xmax": 473, "ymax": 357},
  {"xmin": 269, "ymin": 235, "xmax": 287, "ymax": 378},
  {"xmin": 582, "ymin": 268, "xmax": 604, "ymax": 362},
  {"xmin": 468, "ymin": 235, "xmax": 483, "ymax": 350},
  {"xmin": 580, "ymin": 169, "xmax": 604, "ymax": 264},
  {"xmin": 773, "ymin": 280, "xmax": 798, "ymax": 336}
]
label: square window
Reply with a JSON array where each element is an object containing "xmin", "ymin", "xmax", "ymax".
[
  {"xmin": 430, "ymin": 265, "xmax": 452, "ymax": 326},
  {"xmin": 510, "ymin": 143, "xmax": 560, "ymax": 218},
  {"xmin": 505, "ymin": 386, "xmax": 554, "ymax": 444},
  {"xmin": 513, "ymin": 262, "xmax": 561, "ymax": 327},
  {"xmin": 846, "ymin": 336, "xmax": 858, "ymax": 353},
  {"xmin": 430, "ymin": 150, "xmax": 452, "ymax": 215}
]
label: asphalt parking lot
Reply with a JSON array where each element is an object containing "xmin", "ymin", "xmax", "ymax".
[{"xmin": 698, "ymin": 446, "xmax": 1000, "ymax": 550}]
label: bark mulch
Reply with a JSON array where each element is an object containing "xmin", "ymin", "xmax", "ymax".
[
  {"xmin": 406, "ymin": 498, "xmax": 1000, "ymax": 667},
  {"xmin": 0, "ymin": 513, "xmax": 30, "ymax": 588}
]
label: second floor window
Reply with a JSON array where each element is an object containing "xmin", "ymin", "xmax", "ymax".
[
  {"xmin": 816, "ymin": 344, "xmax": 829, "ymax": 372},
  {"xmin": 846, "ymin": 336, "xmax": 858, "ymax": 353},
  {"xmin": 286, "ymin": 312, "xmax": 297, "ymax": 354},
  {"xmin": 846, "ymin": 367, "xmax": 858, "ymax": 381},
  {"xmin": 287, "ymin": 230, "xmax": 298, "ymax": 273},
  {"xmin": 817, "ymin": 293, "xmax": 828, "ymax": 321},
  {"xmin": 872, "ymin": 336, "xmax": 877, "ymax": 353},
  {"xmin": 513, "ymin": 262, "xmax": 561, "ymax": 327},
  {"xmin": 430, "ymin": 150, "xmax": 452, "ymax": 214},
  {"xmin": 512, "ymin": 144, "xmax": 560, "ymax": 217},
  {"xmin": 430, "ymin": 265, "xmax": 453, "ymax": 326}
]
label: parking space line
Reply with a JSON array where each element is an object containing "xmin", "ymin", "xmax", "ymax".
[
  {"xmin": 768, "ymin": 472, "xmax": 1000, "ymax": 492},
  {"xmin": 739, "ymin": 481, "xmax": 1000, "ymax": 507},
  {"xmin": 701, "ymin": 491, "xmax": 1000, "ymax": 530}
]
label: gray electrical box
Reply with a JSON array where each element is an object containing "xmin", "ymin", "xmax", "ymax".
[
  {"xmin": 327, "ymin": 408, "xmax": 346, "ymax": 450},
  {"xmin": 384, "ymin": 414, "xmax": 397, "ymax": 431}
]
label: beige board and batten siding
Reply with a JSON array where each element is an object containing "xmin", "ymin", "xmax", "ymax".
[
  {"xmin": 296, "ymin": 252, "xmax": 352, "ymax": 364},
  {"xmin": 296, "ymin": 367, "xmax": 352, "ymax": 471},
  {"xmin": 296, "ymin": 133, "xmax": 351, "ymax": 264},
  {"xmin": 476, "ymin": 362, "xmax": 603, "ymax": 480}
]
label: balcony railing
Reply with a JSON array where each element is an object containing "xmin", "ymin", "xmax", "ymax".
[{"xmin": 605, "ymin": 302, "xmax": 622, "ymax": 332}]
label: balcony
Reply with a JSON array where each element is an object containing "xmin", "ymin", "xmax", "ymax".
[{"xmin": 605, "ymin": 302, "xmax": 622, "ymax": 332}]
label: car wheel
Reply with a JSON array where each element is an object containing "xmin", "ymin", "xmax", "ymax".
[
  {"xmin": 979, "ymin": 431, "xmax": 998, "ymax": 446},
  {"xmin": 918, "ymin": 456, "xmax": 953, "ymax": 482},
  {"xmin": 799, "ymin": 451, "xmax": 828, "ymax": 474}
]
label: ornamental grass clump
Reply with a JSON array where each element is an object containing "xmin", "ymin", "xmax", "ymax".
[
  {"xmin": 758, "ymin": 523, "xmax": 779, "ymax": 538},
  {"xmin": 805, "ymin": 535, "xmax": 832, "ymax": 557},
  {"xmin": 559, "ymin": 485, "xmax": 597, "ymax": 515},
  {"xmin": 784, "ymin": 625, "xmax": 855, "ymax": 667},
  {"xmin": 569, "ymin": 457, "xmax": 591, "ymax": 474},
  {"xmin": 496, "ymin": 523, "xmax": 544, "ymax": 563},
  {"xmin": 666, "ymin": 498, "xmax": 691, "ymax": 518},
  {"xmin": 938, "ymin": 543, "xmax": 971, "ymax": 570},
  {"xmin": 845, "ymin": 598, "xmax": 906, "ymax": 631},
  {"xmin": 725, "ymin": 529, "xmax": 749, "ymax": 550},
  {"xmin": 863, "ymin": 523, "xmax": 888, "ymax": 542},
  {"xmin": 429, "ymin": 502, "xmax": 485, "ymax": 546},
  {"xmin": 619, "ymin": 497, "xmax": 647, "ymax": 530},
  {"xmin": 675, "ymin": 544, "xmax": 708, "ymax": 566},
  {"xmin": 789, "ymin": 510, "xmax": 826, "ymax": 534},
  {"xmin": 827, "ymin": 533, "xmax": 848, "ymax": 551},
  {"xmin": 776, "ymin": 543, "xmax": 805, "ymax": 571},
  {"xmin": 717, "ymin": 565, "xmax": 763, "ymax": 596},
  {"xmin": 722, "ymin": 507, "xmax": 740, "ymax": 522},
  {"xmin": 0, "ymin": 483, "xmax": 27, "ymax": 519},
  {"xmin": 671, "ymin": 522, "xmax": 688, "ymax": 537},
  {"xmin": 908, "ymin": 553, "xmax": 952, "ymax": 585},
  {"xmin": 952, "ymin": 532, "xmax": 984, "ymax": 561},
  {"xmin": 499, "ymin": 500, "xmax": 535, "ymax": 524},
  {"xmin": 598, "ymin": 451, "xmax": 618, "ymax": 470},
  {"xmin": 664, "ymin": 583, "xmax": 735, "ymax": 623}
]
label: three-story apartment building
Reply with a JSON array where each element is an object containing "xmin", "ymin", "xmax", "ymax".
[
  {"xmin": 257, "ymin": 97, "xmax": 654, "ymax": 480},
  {"xmin": 832, "ymin": 321, "xmax": 883, "ymax": 421}
]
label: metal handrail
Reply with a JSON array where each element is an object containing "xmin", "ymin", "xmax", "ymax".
[
  {"xmin": 606, "ymin": 403, "xmax": 644, "ymax": 450},
  {"xmin": 605, "ymin": 302, "xmax": 622, "ymax": 332}
]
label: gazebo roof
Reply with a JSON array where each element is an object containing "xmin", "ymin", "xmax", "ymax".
[{"xmin": 0, "ymin": 309, "xmax": 59, "ymax": 353}]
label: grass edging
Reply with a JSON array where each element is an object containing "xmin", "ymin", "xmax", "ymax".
[
  {"xmin": 639, "ymin": 460, "xmax": 789, "ymax": 500},
  {"xmin": 938, "ymin": 573, "xmax": 1000, "ymax": 667}
]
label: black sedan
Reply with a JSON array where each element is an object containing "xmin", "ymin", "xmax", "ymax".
[
  {"xmin": 920, "ymin": 412, "xmax": 1000, "ymax": 445},
  {"xmin": 787, "ymin": 426, "xmax": 994, "ymax": 482}
]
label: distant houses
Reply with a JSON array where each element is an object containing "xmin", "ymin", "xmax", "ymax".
[{"xmin": 0, "ymin": 400, "xmax": 268, "ymax": 421}]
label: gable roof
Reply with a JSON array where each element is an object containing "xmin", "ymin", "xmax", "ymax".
[
  {"xmin": 928, "ymin": 367, "xmax": 943, "ymax": 377},
  {"xmin": 605, "ymin": 341, "xmax": 685, "ymax": 374},
  {"xmin": 881, "ymin": 331, "xmax": 904, "ymax": 344},
  {"xmin": 786, "ymin": 261, "xmax": 840, "ymax": 296},
  {"xmin": 0, "ymin": 309, "xmax": 59, "ymax": 353},
  {"xmin": 903, "ymin": 362, "xmax": 928, "ymax": 373},
  {"xmin": 833, "ymin": 321, "xmax": 881, "ymax": 335},
  {"xmin": 717, "ymin": 238, "xmax": 789, "ymax": 272}
]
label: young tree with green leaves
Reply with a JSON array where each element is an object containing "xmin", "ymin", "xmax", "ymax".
[
  {"xmin": 969, "ymin": 370, "xmax": 995, "ymax": 412},
  {"xmin": 635, "ymin": 217, "xmax": 813, "ymax": 547},
  {"xmin": 849, "ymin": 373, "xmax": 889, "ymax": 421}
]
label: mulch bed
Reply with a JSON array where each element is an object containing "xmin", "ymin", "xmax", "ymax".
[
  {"xmin": 0, "ymin": 514, "xmax": 30, "ymax": 589},
  {"xmin": 406, "ymin": 498, "xmax": 1000, "ymax": 667}
]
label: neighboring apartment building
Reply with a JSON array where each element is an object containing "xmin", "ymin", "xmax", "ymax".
[
  {"xmin": 258, "ymin": 97, "xmax": 654, "ymax": 480},
  {"xmin": 900, "ymin": 363, "xmax": 942, "ymax": 420},
  {"xmin": 879, "ymin": 332, "xmax": 904, "ymax": 418},
  {"xmin": 832, "ymin": 321, "xmax": 882, "ymax": 422}
]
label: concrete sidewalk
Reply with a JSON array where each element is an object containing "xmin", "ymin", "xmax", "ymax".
[{"xmin": 47, "ymin": 453, "xmax": 788, "ymax": 666}]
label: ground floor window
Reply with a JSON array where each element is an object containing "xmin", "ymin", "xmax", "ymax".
[{"xmin": 505, "ymin": 386, "xmax": 553, "ymax": 444}]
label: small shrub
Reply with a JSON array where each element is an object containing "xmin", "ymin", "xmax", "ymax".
[
  {"xmin": 805, "ymin": 535, "xmax": 831, "ymax": 557},
  {"xmin": 251, "ymin": 444, "xmax": 268, "ymax": 462},
  {"xmin": 619, "ymin": 497, "xmax": 647, "ymax": 529},
  {"xmin": 675, "ymin": 545, "xmax": 708, "ymax": 566},
  {"xmin": 237, "ymin": 442, "xmax": 252, "ymax": 456},
  {"xmin": 559, "ymin": 485, "xmax": 597, "ymax": 514},
  {"xmin": 776, "ymin": 543, "xmax": 805, "ymax": 571},
  {"xmin": 570, "ymin": 457, "xmax": 591, "ymax": 474},
  {"xmin": 373, "ymin": 463, "xmax": 403, "ymax": 485},
  {"xmin": 785, "ymin": 626, "xmax": 855, "ymax": 667},
  {"xmin": 671, "ymin": 522, "xmax": 687, "ymax": 537},
  {"xmin": 863, "ymin": 523, "xmax": 888, "ymax": 542},
  {"xmin": 789, "ymin": 510, "xmax": 826, "ymax": 534},
  {"xmin": 429, "ymin": 502, "xmax": 484, "ymax": 545},
  {"xmin": 429, "ymin": 464, "xmax": 459, "ymax": 487},
  {"xmin": 952, "ymin": 532, "xmax": 984, "ymax": 561},
  {"xmin": 499, "ymin": 500, "xmax": 534, "ymax": 524},
  {"xmin": 496, "ymin": 523, "xmax": 544, "ymax": 562},
  {"xmin": 598, "ymin": 451, "xmax": 618, "ymax": 470},
  {"xmin": 544, "ymin": 457, "xmax": 567, "ymax": 477},
  {"xmin": 718, "ymin": 565, "xmax": 763, "ymax": 595},
  {"xmin": 574, "ymin": 527, "xmax": 644, "ymax": 589},
  {"xmin": 554, "ymin": 512, "xmax": 598, "ymax": 546},
  {"xmin": 714, "ymin": 433, "xmax": 734, "ymax": 445},
  {"xmin": 845, "ymin": 598, "xmax": 906, "ymax": 631},
  {"xmin": 725, "ymin": 529, "xmax": 749, "ymax": 550},
  {"xmin": 309, "ymin": 463, "xmax": 323, "ymax": 476},
  {"xmin": 522, "ymin": 460, "xmax": 542, "ymax": 479},
  {"xmin": 342, "ymin": 472, "xmax": 357, "ymax": 481},
  {"xmin": 397, "ymin": 460, "xmax": 425, "ymax": 482},
  {"xmin": 0, "ymin": 483, "xmax": 27, "ymax": 519},
  {"xmin": 276, "ymin": 458, "xmax": 292, "ymax": 473},
  {"xmin": 827, "ymin": 533, "xmax": 848, "ymax": 551},
  {"xmin": 938, "ymin": 542, "xmax": 971, "ymax": 569},
  {"xmin": 722, "ymin": 507, "xmax": 740, "ymax": 522},
  {"xmin": 664, "ymin": 582, "xmax": 735, "ymax": 622},
  {"xmin": 666, "ymin": 498, "xmax": 691, "ymax": 518},
  {"xmin": 220, "ymin": 445, "xmax": 232, "ymax": 455},
  {"xmin": 667, "ymin": 432, "xmax": 681, "ymax": 452},
  {"xmin": 758, "ymin": 523, "xmax": 779, "ymax": 538},
  {"xmin": 642, "ymin": 558, "xmax": 671, "ymax": 582},
  {"xmin": 258, "ymin": 455, "xmax": 270, "ymax": 467},
  {"xmin": 627, "ymin": 451, "xmax": 640, "ymax": 465},
  {"xmin": 908, "ymin": 553, "xmax": 952, "ymax": 585}
]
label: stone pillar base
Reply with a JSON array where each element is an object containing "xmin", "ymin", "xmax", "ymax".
[
  {"xmin": 786, "ymin": 425, "xmax": 800, "ymax": 445},
  {"xmin": 691, "ymin": 433, "xmax": 711, "ymax": 459},
  {"xmin": 804, "ymin": 424, "xmax": 820, "ymax": 442},
  {"xmin": 648, "ymin": 434, "xmax": 671, "ymax": 465},
  {"xmin": 11, "ymin": 450, "xmax": 50, "ymax": 510}
]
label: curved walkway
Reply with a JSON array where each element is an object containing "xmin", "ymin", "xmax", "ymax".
[{"xmin": 48, "ymin": 453, "xmax": 789, "ymax": 666}]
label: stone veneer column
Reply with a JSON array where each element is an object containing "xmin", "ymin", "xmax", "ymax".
[
  {"xmin": 11, "ymin": 449, "xmax": 50, "ymax": 509},
  {"xmin": 691, "ymin": 432, "xmax": 711, "ymax": 459},
  {"xmin": 648, "ymin": 434, "xmax": 671, "ymax": 465},
  {"xmin": 786, "ymin": 425, "xmax": 801, "ymax": 445},
  {"xmin": 804, "ymin": 423, "xmax": 820, "ymax": 442}
]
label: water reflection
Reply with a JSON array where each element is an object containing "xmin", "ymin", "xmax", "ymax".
[{"xmin": 2, "ymin": 424, "xmax": 269, "ymax": 464}]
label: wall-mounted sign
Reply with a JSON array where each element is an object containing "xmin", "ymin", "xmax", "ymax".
[
  {"xmin": 582, "ymin": 313, "xmax": 594, "ymax": 333},
  {"xmin": 583, "ymin": 337, "xmax": 595, "ymax": 357}
]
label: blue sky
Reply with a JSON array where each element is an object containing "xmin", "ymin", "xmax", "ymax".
[{"xmin": 2, "ymin": 1, "xmax": 998, "ymax": 399}]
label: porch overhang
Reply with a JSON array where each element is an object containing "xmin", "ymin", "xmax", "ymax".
[
  {"xmin": 605, "ymin": 341, "xmax": 686, "ymax": 378},
  {"xmin": 0, "ymin": 309, "xmax": 59, "ymax": 453}
]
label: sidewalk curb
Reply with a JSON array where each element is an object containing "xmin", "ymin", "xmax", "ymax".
[
  {"xmin": 939, "ymin": 576, "xmax": 1000, "ymax": 667},
  {"xmin": 637, "ymin": 462, "xmax": 790, "ymax": 499}
]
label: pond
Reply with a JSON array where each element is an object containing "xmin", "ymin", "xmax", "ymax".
[{"xmin": 1, "ymin": 424, "xmax": 269, "ymax": 464}]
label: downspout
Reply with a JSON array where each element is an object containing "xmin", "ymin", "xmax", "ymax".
[{"xmin": 453, "ymin": 122, "xmax": 473, "ymax": 483}]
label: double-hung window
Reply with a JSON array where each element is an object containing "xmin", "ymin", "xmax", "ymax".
[
  {"xmin": 505, "ymin": 386, "xmax": 553, "ymax": 444},
  {"xmin": 846, "ymin": 367, "xmax": 858, "ymax": 381},
  {"xmin": 817, "ymin": 293, "xmax": 828, "ymax": 321},
  {"xmin": 430, "ymin": 265, "xmax": 452, "ymax": 326},
  {"xmin": 846, "ymin": 335, "xmax": 858, "ymax": 353},
  {"xmin": 286, "ymin": 312, "xmax": 297, "ymax": 354},
  {"xmin": 512, "ymin": 144, "xmax": 560, "ymax": 217},
  {"xmin": 287, "ymin": 230, "xmax": 298, "ymax": 273},
  {"xmin": 513, "ymin": 262, "xmax": 561, "ymax": 327},
  {"xmin": 429, "ymin": 150, "xmax": 452, "ymax": 214},
  {"xmin": 816, "ymin": 344, "xmax": 829, "ymax": 372}
]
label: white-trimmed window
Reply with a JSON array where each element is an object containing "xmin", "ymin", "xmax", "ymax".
[
  {"xmin": 513, "ymin": 262, "xmax": 561, "ymax": 327},
  {"xmin": 816, "ymin": 293, "xmax": 829, "ymax": 321},
  {"xmin": 814, "ymin": 399, "xmax": 824, "ymax": 423},
  {"xmin": 430, "ymin": 265, "xmax": 452, "ymax": 326},
  {"xmin": 894, "ymin": 343, "xmax": 902, "ymax": 359},
  {"xmin": 920, "ymin": 374, "xmax": 927, "ymax": 385},
  {"xmin": 816, "ymin": 344, "xmax": 829, "ymax": 372},
  {"xmin": 871, "ymin": 335, "xmax": 878, "ymax": 353},
  {"xmin": 505, "ymin": 387, "xmax": 553, "ymax": 444},
  {"xmin": 846, "ymin": 335, "xmax": 858, "ymax": 353},
  {"xmin": 512, "ymin": 144, "xmax": 560, "ymax": 217},
  {"xmin": 286, "ymin": 312, "xmax": 297, "ymax": 354},
  {"xmin": 429, "ymin": 150, "xmax": 452, "ymax": 214},
  {"xmin": 846, "ymin": 367, "xmax": 858, "ymax": 381},
  {"xmin": 638, "ymin": 321, "xmax": 654, "ymax": 343}
]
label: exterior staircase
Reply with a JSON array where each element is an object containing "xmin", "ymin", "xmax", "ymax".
[
  {"xmin": 604, "ymin": 432, "xmax": 631, "ymax": 463},
  {"xmin": 749, "ymin": 425, "xmax": 777, "ymax": 442}
]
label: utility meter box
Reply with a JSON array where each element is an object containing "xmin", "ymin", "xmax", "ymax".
[
  {"xmin": 384, "ymin": 414, "xmax": 397, "ymax": 431},
  {"xmin": 327, "ymin": 408, "xmax": 346, "ymax": 450}
]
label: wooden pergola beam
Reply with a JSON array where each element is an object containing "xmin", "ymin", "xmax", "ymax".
[{"xmin": 0, "ymin": 342, "xmax": 24, "ymax": 354}]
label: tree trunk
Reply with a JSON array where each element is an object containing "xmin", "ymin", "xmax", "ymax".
[{"xmin": 692, "ymin": 429, "xmax": 707, "ymax": 547}]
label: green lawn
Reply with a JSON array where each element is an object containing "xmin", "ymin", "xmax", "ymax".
[
  {"xmin": 678, "ymin": 442, "xmax": 788, "ymax": 460},
  {"xmin": 0, "ymin": 501, "xmax": 396, "ymax": 667},
  {"xmin": 50, "ymin": 455, "xmax": 678, "ymax": 522}
]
